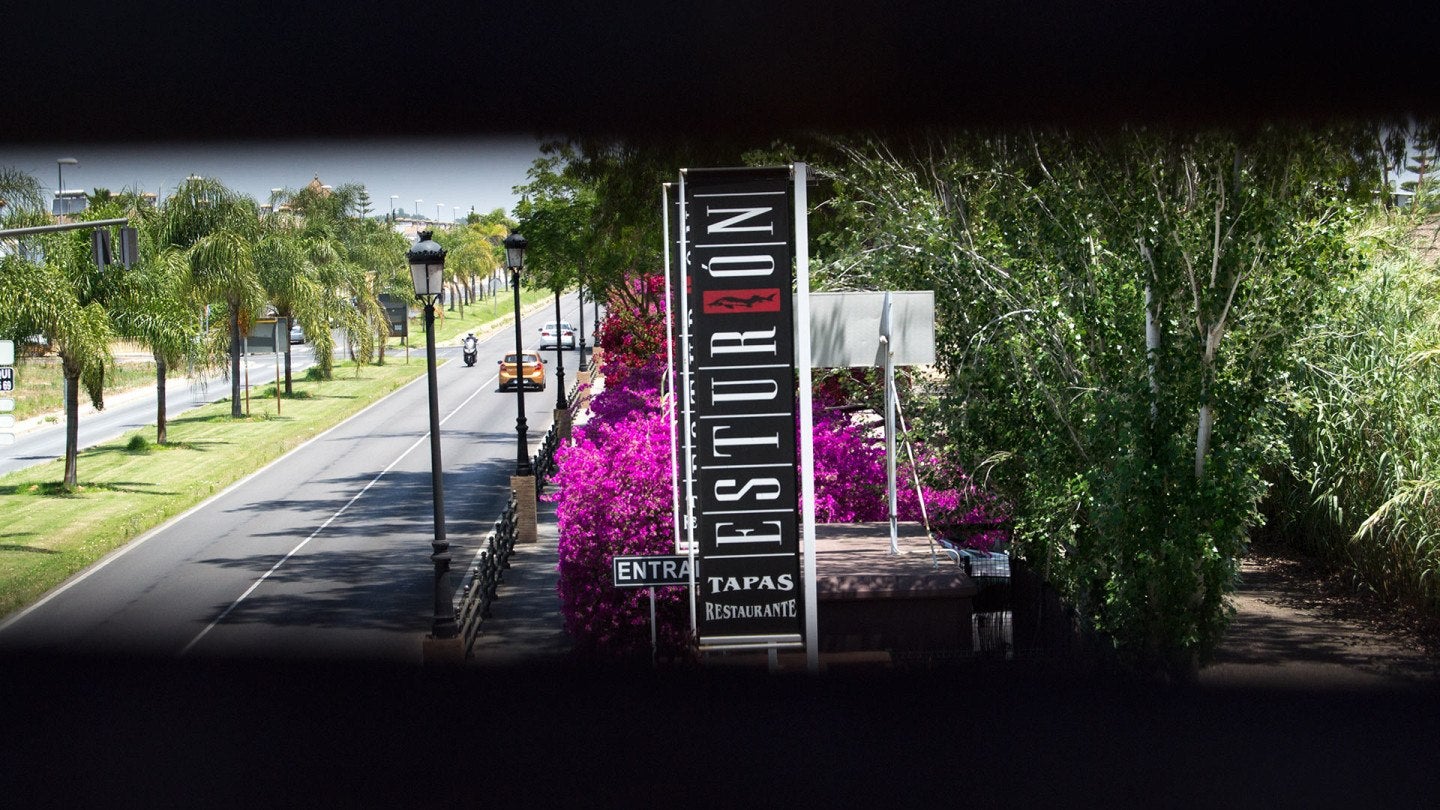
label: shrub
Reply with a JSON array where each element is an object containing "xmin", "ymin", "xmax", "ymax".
[{"xmin": 553, "ymin": 404, "xmax": 689, "ymax": 660}]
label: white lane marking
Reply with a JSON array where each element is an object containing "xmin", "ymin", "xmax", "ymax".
[{"xmin": 180, "ymin": 370, "xmax": 499, "ymax": 656}]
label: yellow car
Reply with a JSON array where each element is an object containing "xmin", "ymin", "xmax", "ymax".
[{"xmin": 498, "ymin": 351, "xmax": 546, "ymax": 391}]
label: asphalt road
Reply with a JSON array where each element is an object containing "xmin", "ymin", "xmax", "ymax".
[
  {"xmin": 0, "ymin": 293, "xmax": 593, "ymax": 664},
  {"xmin": 0, "ymin": 342, "xmax": 319, "ymax": 477}
]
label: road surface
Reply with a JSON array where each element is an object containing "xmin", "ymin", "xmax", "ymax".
[{"xmin": 0, "ymin": 293, "xmax": 595, "ymax": 663}]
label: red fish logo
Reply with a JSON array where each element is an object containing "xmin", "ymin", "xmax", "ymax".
[{"xmin": 702, "ymin": 289, "xmax": 780, "ymax": 314}]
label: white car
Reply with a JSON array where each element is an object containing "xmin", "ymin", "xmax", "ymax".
[{"xmin": 538, "ymin": 321, "xmax": 577, "ymax": 350}]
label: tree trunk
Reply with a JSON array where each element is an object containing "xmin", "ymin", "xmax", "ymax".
[
  {"xmin": 62, "ymin": 354, "xmax": 81, "ymax": 490},
  {"xmin": 283, "ymin": 311, "xmax": 294, "ymax": 396},
  {"xmin": 230, "ymin": 303, "xmax": 243, "ymax": 418},
  {"xmin": 1144, "ymin": 279, "xmax": 1161, "ymax": 425},
  {"xmin": 155, "ymin": 352, "xmax": 168, "ymax": 445}
]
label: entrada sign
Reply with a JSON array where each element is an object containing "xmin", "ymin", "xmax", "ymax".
[
  {"xmin": 612, "ymin": 554, "xmax": 693, "ymax": 589},
  {"xmin": 677, "ymin": 167, "xmax": 804, "ymax": 650}
]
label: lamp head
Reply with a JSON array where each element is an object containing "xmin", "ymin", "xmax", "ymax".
[
  {"xmin": 504, "ymin": 231, "xmax": 527, "ymax": 272},
  {"xmin": 407, "ymin": 230, "xmax": 447, "ymax": 300}
]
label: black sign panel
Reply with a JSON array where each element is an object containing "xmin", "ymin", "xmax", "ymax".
[
  {"xmin": 0, "ymin": 367, "xmax": 13, "ymax": 392},
  {"xmin": 682, "ymin": 167, "xmax": 802, "ymax": 648},
  {"xmin": 245, "ymin": 318, "xmax": 284, "ymax": 354},
  {"xmin": 379, "ymin": 294, "xmax": 410, "ymax": 338}
]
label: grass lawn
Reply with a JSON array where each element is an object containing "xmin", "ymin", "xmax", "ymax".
[
  {"xmin": 4, "ymin": 359, "xmax": 158, "ymax": 423},
  {"xmin": 0, "ymin": 288, "xmax": 564, "ymax": 620},
  {"xmin": 0, "ymin": 360, "xmax": 428, "ymax": 619}
]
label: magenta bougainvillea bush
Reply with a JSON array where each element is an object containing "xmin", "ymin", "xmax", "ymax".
[{"xmin": 552, "ymin": 282, "xmax": 1008, "ymax": 658}]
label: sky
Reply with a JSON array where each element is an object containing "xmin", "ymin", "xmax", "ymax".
[{"xmin": 0, "ymin": 137, "xmax": 545, "ymax": 222}]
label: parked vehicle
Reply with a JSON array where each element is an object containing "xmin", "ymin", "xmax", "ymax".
[
  {"xmin": 538, "ymin": 321, "xmax": 577, "ymax": 350},
  {"xmin": 462, "ymin": 333, "xmax": 478, "ymax": 367},
  {"xmin": 289, "ymin": 322, "xmax": 305, "ymax": 344},
  {"xmin": 498, "ymin": 351, "xmax": 546, "ymax": 391}
]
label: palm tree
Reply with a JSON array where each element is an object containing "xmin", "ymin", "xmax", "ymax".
[
  {"xmin": 117, "ymin": 193, "xmax": 203, "ymax": 445},
  {"xmin": 0, "ymin": 184, "xmax": 121, "ymax": 489},
  {"xmin": 157, "ymin": 177, "xmax": 263, "ymax": 418},
  {"xmin": 254, "ymin": 208, "xmax": 327, "ymax": 394},
  {"xmin": 281, "ymin": 181, "xmax": 404, "ymax": 373},
  {"xmin": 1, "ymin": 166, "xmax": 48, "ymax": 230},
  {"xmin": 438, "ymin": 221, "xmax": 506, "ymax": 319}
]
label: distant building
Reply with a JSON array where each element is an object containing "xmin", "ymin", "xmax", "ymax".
[{"xmin": 394, "ymin": 217, "xmax": 452, "ymax": 239}]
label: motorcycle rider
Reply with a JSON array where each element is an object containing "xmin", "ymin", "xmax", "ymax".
[{"xmin": 462, "ymin": 332, "xmax": 478, "ymax": 366}]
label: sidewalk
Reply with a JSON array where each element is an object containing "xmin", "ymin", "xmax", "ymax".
[
  {"xmin": 460, "ymin": 362, "xmax": 603, "ymax": 666},
  {"xmin": 1201, "ymin": 555, "xmax": 1440, "ymax": 689}
]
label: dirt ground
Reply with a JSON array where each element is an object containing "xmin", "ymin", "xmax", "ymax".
[{"xmin": 1201, "ymin": 542, "xmax": 1440, "ymax": 688}]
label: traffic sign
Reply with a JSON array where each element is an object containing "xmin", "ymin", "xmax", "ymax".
[
  {"xmin": 0, "ymin": 339, "xmax": 13, "ymax": 365},
  {"xmin": 0, "ymin": 415, "xmax": 13, "ymax": 429},
  {"xmin": 0, "ymin": 366, "xmax": 13, "ymax": 392},
  {"xmin": 0, "ymin": 433, "xmax": 13, "ymax": 446},
  {"xmin": 612, "ymin": 554, "xmax": 693, "ymax": 589},
  {"xmin": 0, "ymin": 397, "xmax": 12, "ymax": 412}
]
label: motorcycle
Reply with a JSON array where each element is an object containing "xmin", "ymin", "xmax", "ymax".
[{"xmin": 462, "ymin": 334, "xmax": 478, "ymax": 367}]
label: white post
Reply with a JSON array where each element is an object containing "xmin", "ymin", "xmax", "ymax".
[
  {"xmin": 662, "ymin": 184, "xmax": 683, "ymax": 555},
  {"xmin": 678, "ymin": 170, "xmax": 698, "ymax": 637},
  {"xmin": 649, "ymin": 586, "xmax": 658, "ymax": 666},
  {"xmin": 882, "ymin": 292, "xmax": 898, "ymax": 554},
  {"xmin": 794, "ymin": 163, "xmax": 819, "ymax": 673}
]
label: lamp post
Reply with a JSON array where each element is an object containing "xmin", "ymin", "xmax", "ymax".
[
  {"xmin": 415, "ymin": 199, "xmax": 422, "ymax": 223},
  {"xmin": 407, "ymin": 230, "xmax": 457, "ymax": 642},
  {"xmin": 553, "ymin": 287, "xmax": 567, "ymax": 410},
  {"xmin": 506, "ymin": 231, "xmax": 532, "ymax": 476},
  {"xmin": 577, "ymin": 283, "xmax": 587, "ymax": 373},
  {"xmin": 389, "ymin": 195, "xmax": 398, "ymax": 221}
]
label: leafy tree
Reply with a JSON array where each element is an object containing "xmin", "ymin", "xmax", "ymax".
[
  {"xmin": 527, "ymin": 137, "xmax": 766, "ymax": 311},
  {"xmin": 514, "ymin": 150, "xmax": 594, "ymax": 297},
  {"xmin": 814, "ymin": 125, "xmax": 1375, "ymax": 677}
]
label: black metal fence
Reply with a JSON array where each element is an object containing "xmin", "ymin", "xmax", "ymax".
[{"xmin": 457, "ymin": 491, "xmax": 519, "ymax": 658}]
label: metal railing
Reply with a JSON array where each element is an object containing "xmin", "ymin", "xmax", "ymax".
[
  {"xmin": 532, "ymin": 377, "xmax": 581, "ymax": 493},
  {"xmin": 456, "ymin": 490, "xmax": 519, "ymax": 658}
]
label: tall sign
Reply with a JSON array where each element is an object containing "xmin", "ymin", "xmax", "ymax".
[{"xmin": 679, "ymin": 167, "xmax": 803, "ymax": 650}]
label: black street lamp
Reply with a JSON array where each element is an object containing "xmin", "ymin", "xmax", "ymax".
[
  {"xmin": 553, "ymin": 287, "xmax": 567, "ymax": 410},
  {"xmin": 576, "ymin": 283, "xmax": 587, "ymax": 374},
  {"xmin": 506, "ymin": 231, "xmax": 533, "ymax": 476},
  {"xmin": 407, "ymin": 230, "xmax": 457, "ymax": 641}
]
